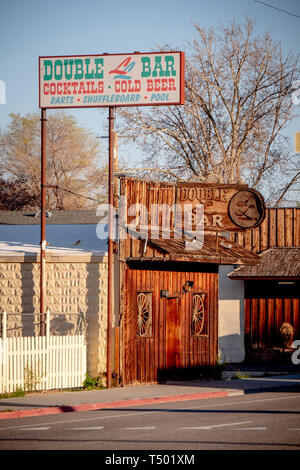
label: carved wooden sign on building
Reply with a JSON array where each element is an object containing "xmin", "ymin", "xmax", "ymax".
[
  {"xmin": 176, "ymin": 183, "xmax": 265, "ymax": 232},
  {"xmin": 119, "ymin": 178, "xmax": 266, "ymax": 239}
]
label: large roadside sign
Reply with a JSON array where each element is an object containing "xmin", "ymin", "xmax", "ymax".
[
  {"xmin": 38, "ymin": 50, "xmax": 185, "ymax": 389},
  {"xmin": 39, "ymin": 52, "xmax": 185, "ymax": 109}
]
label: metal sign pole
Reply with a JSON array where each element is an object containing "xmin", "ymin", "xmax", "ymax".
[
  {"xmin": 107, "ymin": 106, "xmax": 115, "ymax": 388},
  {"xmin": 40, "ymin": 108, "xmax": 47, "ymax": 336},
  {"xmin": 38, "ymin": 52, "xmax": 185, "ymax": 386}
]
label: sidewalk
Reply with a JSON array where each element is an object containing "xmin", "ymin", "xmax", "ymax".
[{"xmin": 1, "ymin": 371, "xmax": 300, "ymax": 420}]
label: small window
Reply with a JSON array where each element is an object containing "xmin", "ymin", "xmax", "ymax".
[
  {"xmin": 137, "ymin": 292, "xmax": 153, "ymax": 337},
  {"xmin": 191, "ymin": 292, "xmax": 207, "ymax": 336}
]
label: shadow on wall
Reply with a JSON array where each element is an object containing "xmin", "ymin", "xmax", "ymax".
[
  {"xmin": 50, "ymin": 315, "xmax": 75, "ymax": 335},
  {"xmin": 157, "ymin": 364, "xmax": 224, "ymax": 382},
  {"xmin": 218, "ymin": 333, "xmax": 244, "ymax": 363},
  {"xmin": 218, "ymin": 265, "xmax": 245, "ymax": 363},
  {"xmin": 86, "ymin": 260, "xmax": 102, "ymax": 377},
  {"xmin": 21, "ymin": 262, "xmax": 35, "ymax": 336}
]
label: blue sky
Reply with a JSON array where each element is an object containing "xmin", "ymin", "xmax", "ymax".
[{"xmin": 1, "ymin": 0, "xmax": 300, "ymax": 166}]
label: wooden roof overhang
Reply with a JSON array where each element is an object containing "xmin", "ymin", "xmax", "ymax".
[
  {"xmin": 228, "ymin": 247, "xmax": 300, "ymax": 279},
  {"xmin": 120, "ymin": 226, "xmax": 260, "ymax": 266}
]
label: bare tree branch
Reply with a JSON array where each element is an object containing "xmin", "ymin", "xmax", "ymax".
[{"xmin": 118, "ymin": 17, "xmax": 299, "ymax": 204}]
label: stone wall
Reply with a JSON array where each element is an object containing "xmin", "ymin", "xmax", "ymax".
[{"xmin": 0, "ymin": 253, "xmax": 111, "ymax": 377}]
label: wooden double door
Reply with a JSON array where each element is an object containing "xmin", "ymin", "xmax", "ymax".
[{"xmin": 121, "ymin": 262, "xmax": 218, "ymax": 385}]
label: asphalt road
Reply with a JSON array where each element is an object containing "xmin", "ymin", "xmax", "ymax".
[{"xmin": 0, "ymin": 389, "xmax": 300, "ymax": 452}]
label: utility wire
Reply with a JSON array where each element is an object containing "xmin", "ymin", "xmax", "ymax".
[
  {"xmin": 254, "ymin": 0, "xmax": 300, "ymax": 19},
  {"xmin": 46, "ymin": 166, "xmax": 179, "ymax": 203},
  {"xmin": 46, "ymin": 185, "xmax": 104, "ymax": 204}
]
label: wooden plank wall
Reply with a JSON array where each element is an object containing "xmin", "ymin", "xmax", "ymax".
[
  {"xmin": 232, "ymin": 208, "xmax": 300, "ymax": 351},
  {"xmin": 119, "ymin": 178, "xmax": 176, "ymax": 261},
  {"xmin": 245, "ymin": 297, "xmax": 300, "ymax": 350},
  {"xmin": 231, "ymin": 208, "xmax": 300, "ymax": 252},
  {"xmin": 121, "ymin": 266, "xmax": 218, "ymax": 385},
  {"xmin": 120, "ymin": 182, "xmax": 300, "ymax": 255}
]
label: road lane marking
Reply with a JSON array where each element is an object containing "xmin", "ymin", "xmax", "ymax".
[
  {"xmin": 123, "ymin": 426, "xmax": 156, "ymax": 430},
  {"xmin": 18, "ymin": 427, "xmax": 50, "ymax": 431},
  {"xmin": 181, "ymin": 421, "xmax": 252, "ymax": 430},
  {"xmin": 1, "ymin": 394, "xmax": 300, "ymax": 432},
  {"xmin": 68, "ymin": 426, "xmax": 104, "ymax": 431},
  {"xmin": 234, "ymin": 427, "xmax": 266, "ymax": 431},
  {"xmin": 183, "ymin": 394, "xmax": 300, "ymax": 411},
  {"xmin": 0, "ymin": 411, "xmax": 154, "ymax": 431}
]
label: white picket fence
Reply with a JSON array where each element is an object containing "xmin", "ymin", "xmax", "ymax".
[{"xmin": 0, "ymin": 311, "xmax": 87, "ymax": 393}]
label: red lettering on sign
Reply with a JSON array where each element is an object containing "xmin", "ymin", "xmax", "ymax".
[
  {"xmin": 115, "ymin": 80, "xmax": 141, "ymax": 93},
  {"xmin": 78, "ymin": 82, "xmax": 86, "ymax": 94},
  {"xmin": 63, "ymin": 83, "xmax": 71, "ymax": 94},
  {"xmin": 146, "ymin": 79, "xmax": 176, "ymax": 92}
]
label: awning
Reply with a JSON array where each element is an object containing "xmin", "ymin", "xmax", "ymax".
[
  {"xmin": 125, "ymin": 226, "xmax": 260, "ymax": 265},
  {"xmin": 228, "ymin": 247, "xmax": 300, "ymax": 278}
]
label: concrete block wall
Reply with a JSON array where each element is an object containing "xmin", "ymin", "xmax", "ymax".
[
  {"xmin": 0, "ymin": 254, "xmax": 109, "ymax": 377},
  {"xmin": 218, "ymin": 265, "xmax": 245, "ymax": 363}
]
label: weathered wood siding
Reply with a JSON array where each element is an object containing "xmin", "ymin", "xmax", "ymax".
[
  {"xmin": 121, "ymin": 262, "xmax": 218, "ymax": 385},
  {"xmin": 119, "ymin": 178, "xmax": 176, "ymax": 261},
  {"xmin": 231, "ymin": 208, "xmax": 300, "ymax": 252},
  {"xmin": 244, "ymin": 281, "xmax": 300, "ymax": 350},
  {"xmin": 232, "ymin": 208, "xmax": 300, "ymax": 351}
]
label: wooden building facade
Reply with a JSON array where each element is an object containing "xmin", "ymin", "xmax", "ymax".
[
  {"xmin": 230, "ymin": 207, "xmax": 299, "ymax": 252},
  {"xmin": 229, "ymin": 208, "xmax": 300, "ymax": 357},
  {"xmin": 116, "ymin": 177, "xmax": 260, "ymax": 384},
  {"xmin": 121, "ymin": 260, "xmax": 219, "ymax": 384}
]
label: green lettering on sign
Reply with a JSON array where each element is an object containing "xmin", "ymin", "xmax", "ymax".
[
  {"xmin": 64, "ymin": 59, "xmax": 74, "ymax": 80},
  {"xmin": 152, "ymin": 56, "xmax": 164, "ymax": 77},
  {"xmin": 141, "ymin": 57, "xmax": 151, "ymax": 77},
  {"xmin": 54, "ymin": 60, "xmax": 63, "ymax": 80},
  {"xmin": 84, "ymin": 58, "xmax": 94, "ymax": 79},
  {"xmin": 94, "ymin": 58, "xmax": 104, "ymax": 79},
  {"xmin": 74, "ymin": 59, "xmax": 84, "ymax": 79},
  {"xmin": 164, "ymin": 56, "xmax": 176, "ymax": 77},
  {"xmin": 141, "ymin": 56, "xmax": 177, "ymax": 78},
  {"xmin": 43, "ymin": 60, "xmax": 53, "ymax": 80}
]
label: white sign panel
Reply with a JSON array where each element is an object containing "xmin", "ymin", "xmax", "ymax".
[{"xmin": 39, "ymin": 52, "xmax": 185, "ymax": 109}]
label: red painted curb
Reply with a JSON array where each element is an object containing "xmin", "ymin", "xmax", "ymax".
[{"xmin": 0, "ymin": 390, "xmax": 232, "ymax": 420}]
